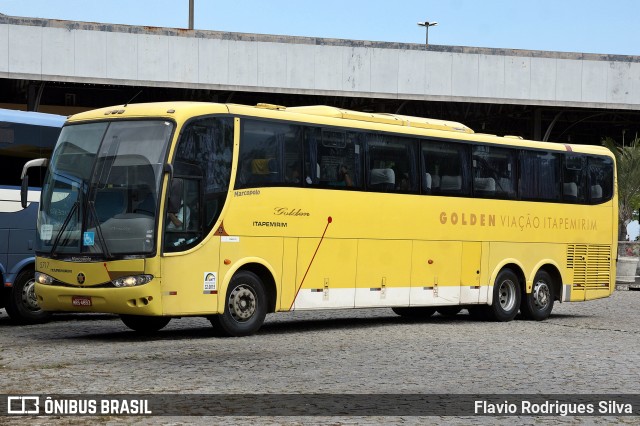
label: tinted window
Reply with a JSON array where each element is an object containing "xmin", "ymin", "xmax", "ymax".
[
  {"xmin": 236, "ymin": 120, "xmax": 303, "ymax": 188},
  {"xmin": 588, "ymin": 156, "xmax": 614, "ymax": 204},
  {"xmin": 367, "ymin": 134, "xmax": 418, "ymax": 193},
  {"xmin": 166, "ymin": 117, "xmax": 233, "ymax": 251},
  {"xmin": 520, "ymin": 151, "xmax": 561, "ymax": 201},
  {"xmin": 305, "ymin": 127, "xmax": 363, "ymax": 189},
  {"xmin": 562, "ymin": 155, "xmax": 586, "ymax": 203},
  {"xmin": 422, "ymin": 140, "xmax": 470, "ymax": 196},
  {"xmin": 472, "ymin": 145, "xmax": 516, "ymax": 199},
  {"xmin": 0, "ymin": 122, "xmax": 60, "ymax": 187}
]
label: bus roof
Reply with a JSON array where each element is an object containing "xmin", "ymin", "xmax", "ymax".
[
  {"xmin": 0, "ymin": 108, "xmax": 66, "ymax": 128},
  {"xmin": 283, "ymin": 105, "xmax": 474, "ymax": 134},
  {"xmin": 67, "ymin": 102, "xmax": 473, "ymax": 134},
  {"xmin": 66, "ymin": 102, "xmax": 613, "ymax": 158}
]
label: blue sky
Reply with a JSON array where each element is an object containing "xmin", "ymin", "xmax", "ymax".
[{"xmin": 1, "ymin": 0, "xmax": 638, "ymax": 55}]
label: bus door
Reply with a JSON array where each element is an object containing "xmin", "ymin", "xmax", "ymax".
[{"xmin": 162, "ymin": 174, "xmax": 222, "ymax": 315}]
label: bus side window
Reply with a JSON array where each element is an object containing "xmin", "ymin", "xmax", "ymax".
[
  {"xmin": 562, "ymin": 155, "xmax": 586, "ymax": 203},
  {"xmin": 309, "ymin": 129, "xmax": 363, "ymax": 189},
  {"xmin": 237, "ymin": 121, "xmax": 303, "ymax": 188},
  {"xmin": 166, "ymin": 117, "xmax": 233, "ymax": 252},
  {"xmin": 520, "ymin": 151, "xmax": 561, "ymax": 201},
  {"xmin": 249, "ymin": 158, "xmax": 279, "ymax": 184},
  {"xmin": 472, "ymin": 145, "xmax": 516, "ymax": 199},
  {"xmin": 367, "ymin": 133, "xmax": 417, "ymax": 193},
  {"xmin": 588, "ymin": 156, "xmax": 613, "ymax": 204},
  {"xmin": 422, "ymin": 140, "xmax": 470, "ymax": 196}
]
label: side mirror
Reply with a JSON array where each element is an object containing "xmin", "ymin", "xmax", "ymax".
[
  {"xmin": 20, "ymin": 158, "xmax": 49, "ymax": 209},
  {"xmin": 20, "ymin": 175, "xmax": 29, "ymax": 209}
]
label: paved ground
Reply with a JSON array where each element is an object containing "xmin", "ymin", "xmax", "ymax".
[{"xmin": 0, "ymin": 290, "xmax": 639, "ymax": 424}]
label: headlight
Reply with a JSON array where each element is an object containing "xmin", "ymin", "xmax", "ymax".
[
  {"xmin": 35, "ymin": 272, "xmax": 54, "ymax": 285},
  {"xmin": 112, "ymin": 274, "xmax": 153, "ymax": 288}
]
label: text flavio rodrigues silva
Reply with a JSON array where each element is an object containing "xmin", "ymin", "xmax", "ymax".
[{"xmin": 475, "ymin": 399, "xmax": 634, "ymax": 416}]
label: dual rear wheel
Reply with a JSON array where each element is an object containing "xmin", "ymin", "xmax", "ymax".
[
  {"xmin": 393, "ymin": 268, "xmax": 555, "ymax": 322},
  {"xmin": 521, "ymin": 270, "xmax": 554, "ymax": 321},
  {"xmin": 489, "ymin": 268, "xmax": 555, "ymax": 321}
]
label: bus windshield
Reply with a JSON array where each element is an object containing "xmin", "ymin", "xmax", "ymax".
[{"xmin": 37, "ymin": 120, "xmax": 174, "ymax": 257}]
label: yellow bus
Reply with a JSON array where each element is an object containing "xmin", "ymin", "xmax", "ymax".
[{"xmin": 24, "ymin": 102, "xmax": 617, "ymax": 336}]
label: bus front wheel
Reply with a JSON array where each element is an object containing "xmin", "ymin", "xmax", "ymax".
[
  {"xmin": 210, "ymin": 271, "xmax": 267, "ymax": 337},
  {"xmin": 520, "ymin": 270, "xmax": 554, "ymax": 321},
  {"xmin": 4, "ymin": 268, "xmax": 51, "ymax": 324},
  {"xmin": 120, "ymin": 315, "xmax": 171, "ymax": 333},
  {"xmin": 489, "ymin": 268, "xmax": 521, "ymax": 322}
]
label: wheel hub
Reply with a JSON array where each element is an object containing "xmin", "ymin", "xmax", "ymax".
[
  {"xmin": 498, "ymin": 279, "xmax": 516, "ymax": 311},
  {"xmin": 532, "ymin": 280, "xmax": 551, "ymax": 310},
  {"xmin": 229, "ymin": 285, "xmax": 256, "ymax": 322},
  {"xmin": 21, "ymin": 279, "xmax": 40, "ymax": 312}
]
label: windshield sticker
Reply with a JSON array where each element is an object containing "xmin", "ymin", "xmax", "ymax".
[
  {"xmin": 83, "ymin": 231, "xmax": 95, "ymax": 247},
  {"xmin": 204, "ymin": 272, "xmax": 217, "ymax": 292},
  {"xmin": 40, "ymin": 224, "xmax": 53, "ymax": 241}
]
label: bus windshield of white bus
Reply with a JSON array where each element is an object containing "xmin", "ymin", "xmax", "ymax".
[{"xmin": 37, "ymin": 120, "xmax": 174, "ymax": 257}]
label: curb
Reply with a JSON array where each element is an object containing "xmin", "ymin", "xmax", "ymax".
[{"xmin": 616, "ymin": 283, "xmax": 640, "ymax": 291}]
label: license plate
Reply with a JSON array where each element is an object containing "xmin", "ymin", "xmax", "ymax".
[{"xmin": 72, "ymin": 296, "xmax": 92, "ymax": 307}]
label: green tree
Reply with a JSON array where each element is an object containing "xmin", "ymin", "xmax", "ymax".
[{"xmin": 603, "ymin": 137, "xmax": 640, "ymax": 241}]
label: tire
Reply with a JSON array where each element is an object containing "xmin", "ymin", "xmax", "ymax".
[
  {"xmin": 120, "ymin": 315, "xmax": 171, "ymax": 333},
  {"xmin": 436, "ymin": 306, "xmax": 462, "ymax": 317},
  {"xmin": 520, "ymin": 270, "xmax": 555, "ymax": 321},
  {"xmin": 488, "ymin": 268, "xmax": 521, "ymax": 322},
  {"xmin": 4, "ymin": 268, "xmax": 51, "ymax": 324},
  {"xmin": 391, "ymin": 307, "xmax": 436, "ymax": 318},
  {"xmin": 209, "ymin": 271, "xmax": 267, "ymax": 337}
]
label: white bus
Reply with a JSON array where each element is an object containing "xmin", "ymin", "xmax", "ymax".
[{"xmin": 1, "ymin": 108, "xmax": 65, "ymax": 323}]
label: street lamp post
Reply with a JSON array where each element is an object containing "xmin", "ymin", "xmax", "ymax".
[
  {"xmin": 189, "ymin": 0, "xmax": 194, "ymax": 29},
  {"xmin": 417, "ymin": 21, "xmax": 438, "ymax": 46}
]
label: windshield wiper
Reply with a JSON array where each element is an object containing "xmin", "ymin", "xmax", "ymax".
[
  {"xmin": 50, "ymin": 201, "xmax": 79, "ymax": 258},
  {"xmin": 87, "ymin": 200, "xmax": 113, "ymax": 260}
]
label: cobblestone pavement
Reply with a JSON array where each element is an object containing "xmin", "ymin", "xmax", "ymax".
[{"xmin": 0, "ymin": 290, "xmax": 639, "ymax": 424}]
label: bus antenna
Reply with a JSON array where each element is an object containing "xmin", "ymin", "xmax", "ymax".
[{"xmin": 124, "ymin": 90, "xmax": 143, "ymax": 107}]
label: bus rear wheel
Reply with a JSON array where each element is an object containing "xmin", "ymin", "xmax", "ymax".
[
  {"xmin": 4, "ymin": 268, "xmax": 51, "ymax": 324},
  {"xmin": 489, "ymin": 268, "xmax": 521, "ymax": 322},
  {"xmin": 521, "ymin": 270, "xmax": 554, "ymax": 321},
  {"xmin": 392, "ymin": 307, "xmax": 436, "ymax": 318},
  {"xmin": 120, "ymin": 315, "xmax": 171, "ymax": 333},
  {"xmin": 209, "ymin": 271, "xmax": 267, "ymax": 337}
]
